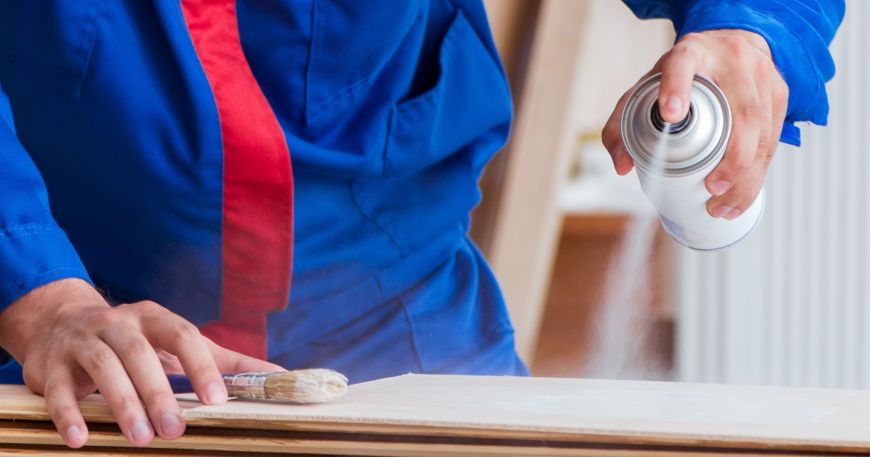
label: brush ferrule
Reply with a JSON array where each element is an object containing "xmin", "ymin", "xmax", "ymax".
[{"xmin": 222, "ymin": 372, "xmax": 270, "ymax": 400}]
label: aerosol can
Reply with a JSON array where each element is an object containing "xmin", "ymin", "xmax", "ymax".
[{"xmin": 620, "ymin": 73, "xmax": 764, "ymax": 251}]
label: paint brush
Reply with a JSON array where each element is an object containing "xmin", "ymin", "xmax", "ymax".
[{"xmin": 167, "ymin": 369, "xmax": 348, "ymax": 404}]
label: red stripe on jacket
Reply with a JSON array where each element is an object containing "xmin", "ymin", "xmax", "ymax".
[{"xmin": 181, "ymin": 0, "xmax": 293, "ymax": 360}]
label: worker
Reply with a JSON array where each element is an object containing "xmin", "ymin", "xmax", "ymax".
[{"xmin": 0, "ymin": 0, "xmax": 843, "ymax": 449}]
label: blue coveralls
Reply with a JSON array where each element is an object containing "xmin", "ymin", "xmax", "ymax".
[{"xmin": 0, "ymin": 1, "xmax": 844, "ymax": 384}]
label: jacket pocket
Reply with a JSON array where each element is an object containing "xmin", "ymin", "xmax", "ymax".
[
  {"xmin": 383, "ymin": 8, "xmax": 511, "ymax": 176},
  {"xmin": 0, "ymin": 0, "xmax": 104, "ymax": 96},
  {"xmin": 304, "ymin": 0, "xmax": 423, "ymax": 124}
]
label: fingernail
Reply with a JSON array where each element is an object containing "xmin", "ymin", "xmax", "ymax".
[
  {"xmin": 206, "ymin": 382, "xmax": 227, "ymax": 404},
  {"xmin": 615, "ymin": 158, "xmax": 628, "ymax": 175},
  {"xmin": 710, "ymin": 180, "xmax": 731, "ymax": 196},
  {"xmin": 712, "ymin": 205, "xmax": 732, "ymax": 218},
  {"xmin": 616, "ymin": 150, "xmax": 633, "ymax": 175},
  {"xmin": 65, "ymin": 425, "xmax": 84, "ymax": 446},
  {"xmin": 129, "ymin": 420, "xmax": 152, "ymax": 443},
  {"xmin": 725, "ymin": 208, "xmax": 743, "ymax": 220},
  {"xmin": 160, "ymin": 413, "xmax": 184, "ymax": 437},
  {"xmin": 666, "ymin": 96, "xmax": 683, "ymax": 116}
]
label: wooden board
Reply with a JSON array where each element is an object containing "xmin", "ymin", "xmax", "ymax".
[
  {"xmin": 487, "ymin": 0, "xmax": 589, "ymax": 362},
  {"xmin": 3, "ymin": 375, "xmax": 870, "ymax": 455}
]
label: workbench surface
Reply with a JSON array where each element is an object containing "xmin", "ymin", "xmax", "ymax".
[{"xmin": 2, "ymin": 374, "xmax": 870, "ymax": 456}]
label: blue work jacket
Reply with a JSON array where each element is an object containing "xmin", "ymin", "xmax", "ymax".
[{"xmin": 0, "ymin": 0, "xmax": 844, "ymax": 384}]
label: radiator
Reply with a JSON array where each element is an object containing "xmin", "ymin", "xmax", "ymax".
[{"xmin": 676, "ymin": 0, "xmax": 869, "ymax": 388}]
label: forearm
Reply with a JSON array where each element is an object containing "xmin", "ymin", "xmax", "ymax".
[{"xmin": 0, "ymin": 84, "xmax": 92, "ymax": 315}]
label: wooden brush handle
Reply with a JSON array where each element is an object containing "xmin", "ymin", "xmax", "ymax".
[{"xmin": 167, "ymin": 372, "xmax": 271, "ymax": 400}]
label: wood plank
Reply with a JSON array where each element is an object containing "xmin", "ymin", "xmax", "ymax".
[
  {"xmin": 176, "ymin": 375, "xmax": 870, "ymax": 453},
  {"xmin": 0, "ymin": 446, "xmax": 292, "ymax": 457},
  {"xmin": 2, "ymin": 422, "xmax": 866, "ymax": 457},
  {"xmin": 0, "ymin": 385, "xmax": 198, "ymax": 423},
  {"xmin": 482, "ymin": 0, "xmax": 538, "ymax": 79},
  {"xmin": 4, "ymin": 375, "xmax": 870, "ymax": 455},
  {"xmin": 487, "ymin": 0, "xmax": 590, "ymax": 363},
  {"xmin": 0, "ymin": 442, "xmax": 283, "ymax": 456},
  {"xmin": 470, "ymin": 0, "xmax": 539, "ymax": 255}
]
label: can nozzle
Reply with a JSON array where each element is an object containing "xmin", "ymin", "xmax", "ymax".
[{"xmin": 651, "ymin": 100, "xmax": 693, "ymax": 134}]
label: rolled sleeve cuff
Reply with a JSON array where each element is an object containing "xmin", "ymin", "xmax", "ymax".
[{"xmin": 0, "ymin": 223, "xmax": 91, "ymax": 312}]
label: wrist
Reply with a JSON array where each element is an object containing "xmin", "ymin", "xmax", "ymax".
[{"xmin": 0, "ymin": 278, "xmax": 108, "ymax": 362}]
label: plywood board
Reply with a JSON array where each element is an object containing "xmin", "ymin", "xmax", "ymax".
[
  {"xmin": 0, "ymin": 423, "xmax": 862, "ymax": 457},
  {"xmin": 3, "ymin": 375, "xmax": 870, "ymax": 455}
]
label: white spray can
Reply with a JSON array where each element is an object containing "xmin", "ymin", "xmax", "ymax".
[{"xmin": 620, "ymin": 73, "xmax": 764, "ymax": 251}]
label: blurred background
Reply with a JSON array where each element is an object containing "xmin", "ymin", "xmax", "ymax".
[{"xmin": 474, "ymin": 0, "xmax": 869, "ymax": 388}]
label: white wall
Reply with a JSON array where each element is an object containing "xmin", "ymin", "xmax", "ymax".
[
  {"xmin": 572, "ymin": 1, "xmax": 672, "ymax": 136},
  {"xmin": 562, "ymin": 1, "xmax": 673, "ymax": 214},
  {"xmin": 677, "ymin": 0, "xmax": 869, "ymax": 388}
]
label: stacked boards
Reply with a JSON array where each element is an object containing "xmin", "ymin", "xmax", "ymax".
[{"xmin": 1, "ymin": 374, "xmax": 870, "ymax": 456}]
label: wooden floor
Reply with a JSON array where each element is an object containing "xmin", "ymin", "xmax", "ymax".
[{"xmin": 2, "ymin": 375, "xmax": 870, "ymax": 456}]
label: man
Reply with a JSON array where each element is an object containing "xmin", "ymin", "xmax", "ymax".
[{"xmin": 0, "ymin": 0, "xmax": 843, "ymax": 449}]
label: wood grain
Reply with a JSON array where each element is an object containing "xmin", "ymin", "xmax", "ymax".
[
  {"xmin": 2, "ymin": 421, "xmax": 866, "ymax": 457},
  {"xmin": 4, "ymin": 375, "xmax": 870, "ymax": 455},
  {"xmin": 488, "ymin": 0, "xmax": 590, "ymax": 362},
  {"xmin": 470, "ymin": 0, "xmax": 539, "ymax": 256}
]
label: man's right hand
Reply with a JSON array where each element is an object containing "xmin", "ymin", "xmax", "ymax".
[{"xmin": 0, "ymin": 278, "xmax": 283, "ymax": 448}]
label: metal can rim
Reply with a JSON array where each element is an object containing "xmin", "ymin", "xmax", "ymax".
[{"xmin": 620, "ymin": 73, "xmax": 732, "ymax": 177}]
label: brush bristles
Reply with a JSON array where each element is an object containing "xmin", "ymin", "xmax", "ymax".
[{"xmin": 263, "ymin": 369, "xmax": 348, "ymax": 404}]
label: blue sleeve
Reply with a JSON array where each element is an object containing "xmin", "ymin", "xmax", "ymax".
[
  {"xmin": 0, "ymin": 84, "xmax": 91, "ymax": 315},
  {"xmin": 622, "ymin": 0, "xmax": 846, "ymax": 146}
]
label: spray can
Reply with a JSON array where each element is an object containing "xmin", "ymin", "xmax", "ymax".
[{"xmin": 620, "ymin": 73, "xmax": 764, "ymax": 251}]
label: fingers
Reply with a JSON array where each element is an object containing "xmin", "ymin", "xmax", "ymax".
[
  {"xmin": 615, "ymin": 29, "xmax": 786, "ymax": 221},
  {"xmin": 73, "ymin": 340, "xmax": 155, "ymax": 446},
  {"xmin": 658, "ymin": 40, "xmax": 701, "ymax": 123},
  {"xmin": 706, "ymin": 71, "xmax": 770, "ymax": 220},
  {"xmin": 670, "ymin": 30, "xmax": 784, "ymax": 220},
  {"xmin": 603, "ymin": 39, "xmax": 702, "ymax": 175},
  {"xmin": 43, "ymin": 369, "xmax": 89, "ymax": 448},
  {"xmin": 705, "ymin": 53, "xmax": 775, "ymax": 219},
  {"xmin": 101, "ymin": 327, "xmax": 185, "ymax": 440},
  {"xmin": 207, "ymin": 339, "xmax": 285, "ymax": 373},
  {"xmin": 604, "ymin": 69, "xmax": 664, "ymax": 176},
  {"xmin": 602, "ymin": 89, "xmax": 635, "ymax": 175},
  {"xmin": 140, "ymin": 304, "xmax": 226, "ymax": 406},
  {"xmin": 156, "ymin": 349, "xmax": 184, "ymax": 374},
  {"xmin": 11, "ymin": 290, "xmax": 225, "ymax": 449}
]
